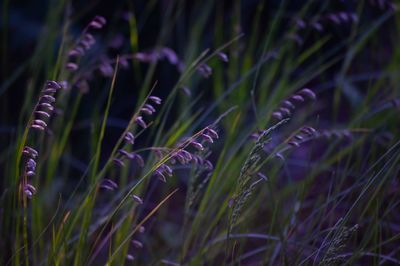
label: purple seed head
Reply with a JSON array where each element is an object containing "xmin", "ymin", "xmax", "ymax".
[
  {"xmin": 202, "ymin": 134, "xmax": 214, "ymax": 143},
  {"xmin": 149, "ymin": 96, "xmax": 162, "ymax": 105},
  {"xmin": 291, "ymin": 95, "xmax": 305, "ymax": 102},
  {"xmin": 99, "ymin": 63, "xmax": 113, "ymax": 77},
  {"xmin": 31, "ymin": 125, "xmax": 45, "ymax": 131},
  {"xmin": 101, "ymin": 179, "xmax": 118, "ymax": 190},
  {"xmin": 23, "ymin": 146, "xmax": 38, "ymax": 158},
  {"xmin": 33, "ymin": 120, "xmax": 47, "ymax": 127},
  {"xmin": 311, "ymin": 22, "xmax": 323, "ymax": 32},
  {"xmin": 272, "ymin": 111, "xmax": 283, "ymax": 120},
  {"xmin": 299, "ymin": 88, "xmax": 316, "ymax": 100},
  {"xmin": 288, "ymin": 141, "xmax": 300, "ymax": 147},
  {"xmin": 126, "ymin": 254, "xmax": 135, "ymax": 261},
  {"xmin": 140, "ymin": 107, "xmax": 153, "ymax": 115},
  {"xmin": 132, "ymin": 195, "xmax": 143, "ymax": 204},
  {"xmin": 47, "ymin": 81, "xmax": 62, "ymax": 90},
  {"xmin": 113, "ymin": 158, "xmax": 125, "ymax": 167},
  {"xmin": 144, "ymin": 104, "xmax": 156, "ymax": 112},
  {"xmin": 282, "ymin": 100, "xmax": 295, "ymax": 109},
  {"xmin": 118, "ymin": 149, "xmax": 134, "ymax": 159},
  {"xmin": 206, "ymin": 128, "xmax": 219, "ymax": 139},
  {"xmin": 66, "ymin": 63, "xmax": 78, "ymax": 71},
  {"xmin": 26, "ymin": 158, "xmax": 36, "ymax": 170},
  {"xmin": 39, "ymin": 103, "xmax": 54, "ymax": 111},
  {"xmin": 161, "ymin": 47, "xmax": 179, "ymax": 65},
  {"xmin": 131, "ymin": 239, "xmax": 143, "ymax": 248},
  {"xmin": 279, "ymin": 107, "xmax": 291, "ymax": 117},
  {"xmin": 191, "ymin": 141, "xmax": 204, "ymax": 151},
  {"xmin": 134, "ymin": 154, "xmax": 145, "ymax": 167},
  {"xmin": 35, "ymin": 111, "xmax": 51, "ymax": 118},
  {"xmin": 294, "ymin": 135, "xmax": 304, "ymax": 141},
  {"xmin": 41, "ymin": 95, "xmax": 56, "ymax": 103},
  {"xmin": 257, "ymin": 172, "xmax": 268, "ymax": 181},
  {"xmin": 26, "ymin": 171, "xmax": 35, "ymax": 177},
  {"xmin": 154, "ymin": 169, "xmax": 166, "ymax": 182},
  {"xmin": 217, "ymin": 52, "xmax": 229, "ymax": 62},
  {"xmin": 124, "ymin": 132, "xmax": 135, "ymax": 144},
  {"xmin": 204, "ymin": 160, "xmax": 213, "ymax": 170},
  {"xmin": 135, "ymin": 116, "xmax": 147, "ymax": 128}
]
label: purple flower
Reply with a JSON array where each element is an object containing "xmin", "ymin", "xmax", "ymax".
[
  {"xmin": 291, "ymin": 95, "xmax": 305, "ymax": 102},
  {"xmin": 135, "ymin": 116, "xmax": 147, "ymax": 128},
  {"xmin": 131, "ymin": 239, "xmax": 143, "ymax": 248},
  {"xmin": 41, "ymin": 95, "xmax": 56, "ymax": 103},
  {"xmin": 23, "ymin": 184, "xmax": 37, "ymax": 199},
  {"xmin": 132, "ymin": 195, "xmax": 143, "ymax": 204},
  {"xmin": 66, "ymin": 63, "xmax": 79, "ymax": 71},
  {"xmin": 217, "ymin": 52, "xmax": 229, "ymax": 62},
  {"xmin": 299, "ymin": 88, "xmax": 316, "ymax": 100},
  {"xmin": 124, "ymin": 132, "xmax": 135, "ymax": 144},
  {"xmin": 100, "ymin": 179, "xmax": 118, "ymax": 190},
  {"xmin": 113, "ymin": 158, "xmax": 125, "ymax": 167},
  {"xmin": 23, "ymin": 146, "xmax": 38, "ymax": 158},
  {"xmin": 149, "ymin": 96, "xmax": 162, "ymax": 105},
  {"xmin": 272, "ymin": 112, "xmax": 283, "ymax": 120},
  {"xmin": 47, "ymin": 81, "xmax": 62, "ymax": 90},
  {"xmin": 191, "ymin": 141, "xmax": 204, "ymax": 151}
]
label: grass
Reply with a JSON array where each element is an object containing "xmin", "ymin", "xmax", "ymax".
[{"xmin": 1, "ymin": 0, "xmax": 400, "ymax": 265}]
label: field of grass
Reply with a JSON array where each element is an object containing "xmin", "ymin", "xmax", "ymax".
[{"xmin": 1, "ymin": 0, "xmax": 400, "ymax": 265}]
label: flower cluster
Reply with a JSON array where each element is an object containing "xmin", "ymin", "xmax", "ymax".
[
  {"xmin": 21, "ymin": 81, "xmax": 62, "ymax": 199},
  {"xmin": 133, "ymin": 47, "xmax": 228, "ymax": 79},
  {"xmin": 110, "ymin": 96, "xmax": 162, "ymax": 169},
  {"xmin": 152, "ymin": 126, "xmax": 218, "ymax": 182},
  {"xmin": 287, "ymin": 126, "xmax": 318, "ymax": 148},
  {"xmin": 22, "ymin": 146, "xmax": 39, "ymax": 199},
  {"xmin": 272, "ymin": 88, "xmax": 316, "ymax": 121},
  {"xmin": 31, "ymin": 81, "xmax": 62, "ymax": 131},
  {"xmin": 66, "ymin": 16, "xmax": 107, "ymax": 72}
]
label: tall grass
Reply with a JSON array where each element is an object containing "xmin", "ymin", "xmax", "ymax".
[{"xmin": 1, "ymin": 0, "xmax": 400, "ymax": 265}]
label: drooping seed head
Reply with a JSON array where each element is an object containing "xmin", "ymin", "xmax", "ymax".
[
  {"xmin": 217, "ymin": 52, "xmax": 229, "ymax": 62},
  {"xmin": 113, "ymin": 158, "xmax": 125, "ymax": 167},
  {"xmin": 118, "ymin": 149, "xmax": 135, "ymax": 159},
  {"xmin": 149, "ymin": 96, "xmax": 162, "ymax": 105},
  {"xmin": 132, "ymin": 195, "xmax": 143, "ymax": 204},
  {"xmin": 272, "ymin": 111, "xmax": 283, "ymax": 120},
  {"xmin": 299, "ymin": 88, "xmax": 316, "ymax": 100},
  {"xmin": 131, "ymin": 239, "xmax": 143, "ymax": 248},
  {"xmin": 41, "ymin": 95, "xmax": 56, "ymax": 103},
  {"xmin": 144, "ymin": 104, "xmax": 156, "ymax": 112},
  {"xmin": 31, "ymin": 125, "xmax": 45, "ymax": 131},
  {"xmin": 39, "ymin": 103, "xmax": 54, "ymax": 111},
  {"xmin": 204, "ymin": 160, "xmax": 213, "ymax": 170},
  {"xmin": 191, "ymin": 141, "xmax": 204, "ymax": 151},
  {"xmin": 291, "ymin": 95, "xmax": 305, "ymax": 102},
  {"xmin": 26, "ymin": 171, "xmax": 35, "ymax": 177},
  {"xmin": 140, "ymin": 107, "xmax": 153, "ymax": 115},
  {"xmin": 124, "ymin": 132, "xmax": 135, "ymax": 144},
  {"xmin": 47, "ymin": 81, "xmax": 62, "ymax": 90},
  {"xmin": 135, "ymin": 116, "xmax": 147, "ymax": 128},
  {"xmin": 33, "ymin": 120, "xmax": 47, "ymax": 128},
  {"xmin": 288, "ymin": 141, "xmax": 300, "ymax": 147},
  {"xmin": 257, "ymin": 172, "xmax": 268, "ymax": 181},
  {"xmin": 134, "ymin": 154, "xmax": 145, "ymax": 167},
  {"xmin": 66, "ymin": 63, "xmax": 78, "ymax": 71},
  {"xmin": 23, "ymin": 146, "xmax": 38, "ymax": 158},
  {"xmin": 202, "ymin": 133, "xmax": 214, "ymax": 143},
  {"xmin": 279, "ymin": 107, "xmax": 291, "ymax": 117},
  {"xmin": 206, "ymin": 128, "xmax": 219, "ymax": 139}
]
